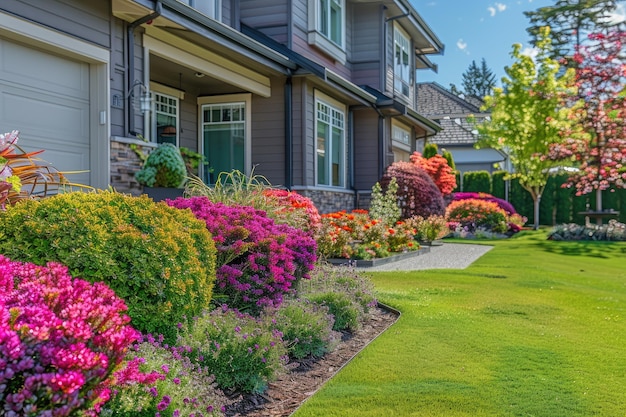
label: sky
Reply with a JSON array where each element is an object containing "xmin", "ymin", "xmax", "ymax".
[{"xmin": 411, "ymin": 0, "xmax": 625, "ymax": 90}]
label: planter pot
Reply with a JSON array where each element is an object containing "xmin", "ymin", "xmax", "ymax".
[{"xmin": 143, "ymin": 186, "xmax": 185, "ymax": 202}]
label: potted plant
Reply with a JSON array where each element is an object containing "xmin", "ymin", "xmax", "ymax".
[{"xmin": 135, "ymin": 143, "xmax": 187, "ymax": 201}]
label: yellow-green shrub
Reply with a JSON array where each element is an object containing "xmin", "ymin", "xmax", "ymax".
[{"xmin": 0, "ymin": 191, "xmax": 216, "ymax": 342}]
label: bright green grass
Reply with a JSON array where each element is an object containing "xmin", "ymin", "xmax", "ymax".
[{"xmin": 293, "ymin": 231, "xmax": 626, "ymax": 417}]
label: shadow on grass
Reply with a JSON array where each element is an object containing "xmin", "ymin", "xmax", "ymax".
[{"xmin": 509, "ymin": 231, "xmax": 626, "ymax": 259}]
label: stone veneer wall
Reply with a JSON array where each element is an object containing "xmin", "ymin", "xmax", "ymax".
[
  {"xmin": 110, "ymin": 138, "xmax": 156, "ymax": 196},
  {"xmin": 297, "ymin": 189, "xmax": 356, "ymax": 214}
]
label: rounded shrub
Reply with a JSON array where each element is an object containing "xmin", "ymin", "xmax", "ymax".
[
  {"xmin": 446, "ymin": 198, "xmax": 509, "ymax": 233},
  {"xmin": 0, "ymin": 191, "xmax": 216, "ymax": 341},
  {"xmin": 379, "ymin": 161, "xmax": 445, "ymax": 219},
  {"xmin": 135, "ymin": 143, "xmax": 187, "ymax": 188},
  {"xmin": 267, "ymin": 299, "xmax": 340, "ymax": 360},
  {"xmin": 0, "ymin": 255, "xmax": 140, "ymax": 416},
  {"xmin": 178, "ymin": 306, "xmax": 287, "ymax": 394},
  {"xmin": 305, "ymin": 292, "xmax": 363, "ymax": 332}
]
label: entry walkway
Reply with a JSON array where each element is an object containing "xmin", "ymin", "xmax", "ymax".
[{"xmin": 358, "ymin": 243, "xmax": 493, "ymax": 272}]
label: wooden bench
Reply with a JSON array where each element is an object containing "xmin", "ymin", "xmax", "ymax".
[{"xmin": 578, "ymin": 210, "xmax": 620, "ymax": 226}]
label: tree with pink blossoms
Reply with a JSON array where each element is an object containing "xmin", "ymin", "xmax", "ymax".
[{"xmin": 549, "ymin": 31, "xmax": 626, "ymax": 209}]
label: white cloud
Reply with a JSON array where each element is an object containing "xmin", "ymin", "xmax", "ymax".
[
  {"xmin": 456, "ymin": 38, "xmax": 470, "ymax": 55},
  {"xmin": 488, "ymin": 3, "xmax": 507, "ymax": 17}
]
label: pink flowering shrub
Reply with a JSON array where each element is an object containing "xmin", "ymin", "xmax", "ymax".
[
  {"xmin": 168, "ymin": 197, "xmax": 317, "ymax": 312},
  {"xmin": 379, "ymin": 161, "xmax": 446, "ymax": 219},
  {"xmin": 0, "ymin": 255, "xmax": 139, "ymax": 416}
]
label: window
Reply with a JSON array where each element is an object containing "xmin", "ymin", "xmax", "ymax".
[
  {"xmin": 394, "ymin": 26, "xmax": 412, "ymax": 98},
  {"xmin": 392, "ymin": 123, "xmax": 411, "ymax": 162},
  {"xmin": 316, "ymin": 98, "xmax": 345, "ymax": 187},
  {"xmin": 199, "ymin": 95, "xmax": 251, "ymax": 184},
  {"xmin": 319, "ymin": 0, "xmax": 343, "ymax": 46},
  {"xmin": 178, "ymin": 0, "xmax": 221, "ymax": 20},
  {"xmin": 308, "ymin": 0, "xmax": 346, "ymax": 63},
  {"xmin": 152, "ymin": 92, "xmax": 179, "ymax": 146}
]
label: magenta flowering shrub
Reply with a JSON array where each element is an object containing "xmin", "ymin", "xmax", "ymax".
[
  {"xmin": 452, "ymin": 192, "xmax": 517, "ymax": 215},
  {"xmin": 168, "ymin": 197, "xmax": 317, "ymax": 312},
  {"xmin": 0, "ymin": 255, "xmax": 139, "ymax": 416}
]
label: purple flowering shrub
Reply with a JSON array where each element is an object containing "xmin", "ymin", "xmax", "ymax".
[
  {"xmin": 0, "ymin": 255, "xmax": 139, "ymax": 416},
  {"xmin": 379, "ymin": 161, "xmax": 446, "ymax": 219},
  {"xmin": 102, "ymin": 334, "xmax": 226, "ymax": 417},
  {"xmin": 178, "ymin": 306, "xmax": 287, "ymax": 394},
  {"xmin": 168, "ymin": 197, "xmax": 317, "ymax": 312}
]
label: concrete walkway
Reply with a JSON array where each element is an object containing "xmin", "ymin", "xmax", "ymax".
[{"xmin": 357, "ymin": 243, "xmax": 493, "ymax": 272}]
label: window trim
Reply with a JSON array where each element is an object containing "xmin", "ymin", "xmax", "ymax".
[
  {"xmin": 308, "ymin": 0, "xmax": 347, "ymax": 64},
  {"xmin": 197, "ymin": 94, "xmax": 252, "ymax": 182},
  {"xmin": 314, "ymin": 91, "xmax": 347, "ymax": 188},
  {"xmin": 393, "ymin": 24, "xmax": 413, "ymax": 100},
  {"xmin": 391, "ymin": 120, "xmax": 412, "ymax": 153},
  {"xmin": 150, "ymin": 84, "xmax": 182, "ymax": 146}
]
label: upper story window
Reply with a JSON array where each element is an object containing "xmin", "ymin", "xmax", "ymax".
[
  {"xmin": 308, "ymin": 0, "xmax": 346, "ymax": 64},
  {"xmin": 319, "ymin": 0, "xmax": 343, "ymax": 46},
  {"xmin": 392, "ymin": 122, "xmax": 411, "ymax": 161},
  {"xmin": 178, "ymin": 0, "xmax": 221, "ymax": 20},
  {"xmin": 394, "ymin": 25, "xmax": 412, "ymax": 99},
  {"xmin": 316, "ymin": 96, "xmax": 346, "ymax": 188}
]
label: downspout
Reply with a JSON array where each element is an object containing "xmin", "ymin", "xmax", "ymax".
[
  {"xmin": 127, "ymin": 1, "xmax": 162, "ymax": 136},
  {"xmin": 285, "ymin": 69, "xmax": 293, "ymax": 189},
  {"xmin": 378, "ymin": 114, "xmax": 385, "ymax": 179}
]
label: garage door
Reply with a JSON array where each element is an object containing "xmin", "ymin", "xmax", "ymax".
[{"xmin": 0, "ymin": 36, "xmax": 91, "ymax": 186}]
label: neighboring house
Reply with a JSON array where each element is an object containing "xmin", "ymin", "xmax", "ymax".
[
  {"xmin": 0, "ymin": 0, "xmax": 443, "ymax": 213},
  {"xmin": 416, "ymin": 82, "xmax": 507, "ymax": 174}
]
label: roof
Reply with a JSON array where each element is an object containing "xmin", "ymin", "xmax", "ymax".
[{"xmin": 416, "ymin": 82, "xmax": 490, "ymax": 145}]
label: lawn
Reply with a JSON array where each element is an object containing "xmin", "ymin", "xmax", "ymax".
[{"xmin": 292, "ymin": 231, "xmax": 626, "ymax": 417}]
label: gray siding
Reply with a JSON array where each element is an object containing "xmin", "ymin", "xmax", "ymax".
[
  {"xmin": 1, "ymin": 0, "xmax": 110, "ymax": 48},
  {"xmin": 353, "ymin": 108, "xmax": 379, "ymax": 190},
  {"xmin": 251, "ymin": 78, "xmax": 286, "ymax": 186},
  {"xmin": 240, "ymin": 0, "xmax": 289, "ymax": 43},
  {"xmin": 350, "ymin": 3, "xmax": 382, "ymax": 89},
  {"xmin": 111, "ymin": 18, "xmax": 127, "ymax": 137}
]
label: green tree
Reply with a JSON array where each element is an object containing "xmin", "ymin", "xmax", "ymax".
[
  {"xmin": 461, "ymin": 58, "xmax": 497, "ymax": 99},
  {"xmin": 524, "ymin": 0, "xmax": 623, "ymax": 63},
  {"xmin": 475, "ymin": 27, "xmax": 577, "ymax": 229}
]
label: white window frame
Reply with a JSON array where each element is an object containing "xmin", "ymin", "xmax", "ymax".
[
  {"xmin": 149, "ymin": 83, "xmax": 184, "ymax": 146},
  {"xmin": 308, "ymin": 0, "xmax": 346, "ymax": 64},
  {"xmin": 197, "ymin": 94, "xmax": 252, "ymax": 183},
  {"xmin": 394, "ymin": 24, "xmax": 412, "ymax": 99},
  {"xmin": 315, "ymin": 92, "xmax": 346, "ymax": 188},
  {"xmin": 177, "ymin": 0, "xmax": 221, "ymax": 20},
  {"xmin": 392, "ymin": 122, "xmax": 411, "ymax": 151}
]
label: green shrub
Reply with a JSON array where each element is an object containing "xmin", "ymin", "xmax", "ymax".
[
  {"xmin": 441, "ymin": 148, "xmax": 456, "ymax": 170},
  {"xmin": 268, "ymin": 299, "xmax": 340, "ymax": 359},
  {"xmin": 102, "ymin": 337, "xmax": 226, "ymax": 417},
  {"xmin": 369, "ymin": 178, "xmax": 401, "ymax": 226},
  {"xmin": 462, "ymin": 170, "xmax": 491, "ymax": 193},
  {"xmin": 298, "ymin": 262, "xmax": 377, "ymax": 315},
  {"xmin": 0, "ymin": 191, "xmax": 216, "ymax": 342},
  {"xmin": 178, "ymin": 306, "xmax": 287, "ymax": 394},
  {"xmin": 422, "ymin": 143, "xmax": 439, "ymax": 159},
  {"xmin": 135, "ymin": 143, "xmax": 187, "ymax": 187},
  {"xmin": 491, "ymin": 170, "xmax": 507, "ymax": 199},
  {"xmin": 305, "ymin": 292, "xmax": 362, "ymax": 332}
]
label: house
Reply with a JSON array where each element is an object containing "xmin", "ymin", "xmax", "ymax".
[
  {"xmin": 0, "ymin": 0, "xmax": 443, "ymax": 213},
  {"xmin": 416, "ymin": 82, "xmax": 507, "ymax": 174}
]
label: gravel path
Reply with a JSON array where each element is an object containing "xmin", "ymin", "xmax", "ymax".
[{"xmin": 357, "ymin": 243, "xmax": 493, "ymax": 272}]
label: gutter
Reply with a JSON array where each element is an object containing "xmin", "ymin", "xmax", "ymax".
[{"xmin": 127, "ymin": 0, "xmax": 162, "ymax": 136}]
